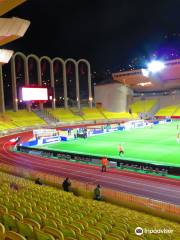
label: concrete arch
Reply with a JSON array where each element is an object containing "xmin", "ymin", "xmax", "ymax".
[
  {"xmin": 65, "ymin": 58, "xmax": 80, "ymax": 109},
  {"xmin": 27, "ymin": 54, "xmax": 44, "ymax": 109},
  {"xmin": 77, "ymin": 59, "xmax": 92, "ymax": 108},
  {"xmin": 27, "ymin": 54, "xmax": 41, "ymax": 85},
  {"xmin": 40, "ymin": 56, "xmax": 55, "ymax": 109},
  {"xmin": 11, "ymin": 52, "xmax": 28, "ymax": 111},
  {"xmin": 52, "ymin": 57, "xmax": 67, "ymax": 108}
]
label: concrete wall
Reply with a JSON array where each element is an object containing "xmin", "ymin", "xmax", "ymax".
[{"xmin": 94, "ymin": 83, "xmax": 133, "ymax": 112}]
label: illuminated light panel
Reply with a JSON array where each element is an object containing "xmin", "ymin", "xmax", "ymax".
[
  {"xmin": 0, "ymin": 49, "xmax": 13, "ymax": 64},
  {"xmin": 141, "ymin": 68, "xmax": 149, "ymax": 77},
  {"xmin": 22, "ymin": 87, "xmax": 48, "ymax": 101},
  {"xmin": 137, "ymin": 82, "xmax": 152, "ymax": 87},
  {"xmin": 147, "ymin": 60, "xmax": 165, "ymax": 73}
]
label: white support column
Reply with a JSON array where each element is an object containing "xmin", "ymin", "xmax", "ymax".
[
  {"xmin": 87, "ymin": 63, "xmax": 92, "ymax": 108},
  {"xmin": 50, "ymin": 61, "xmax": 56, "ymax": 109},
  {"xmin": 77, "ymin": 59, "xmax": 92, "ymax": 108},
  {"xmin": 11, "ymin": 58, "xmax": 18, "ymax": 112},
  {"xmin": 75, "ymin": 64, "xmax": 80, "ymax": 109},
  {"xmin": 37, "ymin": 59, "xmax": 43, "ymax": 110},
  {"xmin": 24, "ymin": 57, "xmax": 31, "ymax": 111},
  {"xmin": 0, "ymin": 65, "xmax": 5, "ymax": 113},
  {"xmin": 63, "ymin": 63, "xmax": 68, "ymax": 108}
]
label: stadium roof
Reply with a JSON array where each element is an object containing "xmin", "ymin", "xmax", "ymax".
[
  {"xmin": 0, "ymin": 17, "xmax": 30, "ymax": 46},
  {"xmin": 112, "ymin": 59, "xmax": 180, "ymax": 92},
  {"xmin": 0, "ymin": 0, "xmax": 29, "ymax": 46},
  {"xmin": 0, "ymin": 0, "xmax": 26, "ymax": 16}
]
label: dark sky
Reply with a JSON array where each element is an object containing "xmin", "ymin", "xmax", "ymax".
[{"xmin": 4, "ymin": 0, "xmax": 180, "ymax": 72}]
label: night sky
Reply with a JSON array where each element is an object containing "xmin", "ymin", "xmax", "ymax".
[{"xmin": 4, "ymin": 0, "xmax": 180, "ymax": 72}]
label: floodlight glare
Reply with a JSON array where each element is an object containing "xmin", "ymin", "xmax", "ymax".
[
  {"xmin": 147, "ymin": 60, "xmax": 165, "ymax": 73},
  {"xmin": 141, "ymin": 68, "xmax": 149, "ymax": 77},
  {"xmin": 0, "ymin": 49, "xmax": 14, "ymax": 64}
]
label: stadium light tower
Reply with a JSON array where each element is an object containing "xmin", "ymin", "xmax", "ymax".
[
  {"xmin": 147, "ymin": 60, "xmax": 165, "ymax": 73},
  {"xmin": 0, "ymin": 49, "xmax": 14, "ymax": 113}
]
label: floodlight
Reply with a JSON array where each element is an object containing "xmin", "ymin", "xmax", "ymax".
[
  {"xmin": 147, "ymin": 60, "xmax": 165, "ymax": 73},
  {"xmin": 0, "ymin": 49, "xmax": 13, "ymax": 64},
  {"xmin": 141, "ymin": 68, "xmax": 149, "ymax": 77}
]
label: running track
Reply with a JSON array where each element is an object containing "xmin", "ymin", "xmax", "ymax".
[{"xmin": 0, "ymin": 131, "xmax": 180, "ymax": 205}]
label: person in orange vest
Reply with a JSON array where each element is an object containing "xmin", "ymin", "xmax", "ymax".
[
  {"xmin": 118, "ymin": 144, "xmax": 124, "ymax": 156},
  {"xmin": 101, "ymin": 157, "xmax": 108, "ymax": 172}
]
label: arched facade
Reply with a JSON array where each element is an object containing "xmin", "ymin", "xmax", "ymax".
[
  {"xmin": 11, "ymin": 52, "xmax": 27, "ymax": 112},
  {"xmin": 77, "ymin": 59, "xmax": 92, "ymax": 108},
  {"xmin": 8, "ymin": 52, "xmax": 92, "ymax": 112},
  {"xmin": 40, "ymin": 56, "xmax": 53, "ymax": 108},
  {"xmin": 52, "ymin": 57, "xmax": 67, "ymax": 108},
  {"xmin": 65, "ymin": 58, "xmax": 79, "ymax": 108}
]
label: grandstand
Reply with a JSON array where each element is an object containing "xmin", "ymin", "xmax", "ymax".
[
  {"xmin": 173, "ymin": 106, "xmax": 180, "ymax": 117},
  {"xmin": 5, "ymin": 110, "xmax": 46, "ymax": 127},
  {"xmin": 0, "ymin": 171, "xmax": 179, "ymax": 240},
  {"xmin": 0, "ymin": 110, "xmax": 46, "ymax": 131},
  {"xmin": 101, "ymin": 109, "xmax": 137, "ymax": 120},
  {"xmin": 155, "ymin": 105, "xmax": 180, "ymax": 118},
  {"xmin": 48, "ymin": 108, "xmax": 83, "ymax": 122},
  {"xmin": 129, "ymin": 99, "xmax": 157, "ymax": 114},
  {"xmin": 81, "ymin": 107, "xmax": 105, "ymax": 120}
]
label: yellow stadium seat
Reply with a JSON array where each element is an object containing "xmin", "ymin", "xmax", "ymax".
[
  {"xmin": 71, "ymin": 222, "xmax": 84, "ymax": 232},
  {"xmin": 107, "ymin": 232, "xmax": 124, "ymax": 240},
  {"xmin": 4, "ymin": 230, "xmax": 26, "ymax": 240},
  {"xmin": 23, "ymin": 218, "xmax": 41, "ymax": 230},
  {"xmin": 9, "ymin": 211, "xmax": 23, "ymax": 221},
  {"xmin": 27, "ymin": 212, "xmax": 42, "ymax": 225},
  {"xmin": 84, "ymin": 231, "xmax": 102, "ymax": 240},
  {"xmin": 64, "ymin": 223, "xmax": 81, "ymax": 236},
  {"xmin": 0, "ymin": 222, "xmax": 5, "ymax": 239},
  {"xmin": 42, "ymin": 219, "xmax": 58, "ymax": 229},
  {"xmin": 57, "ymin": 227, "xmax": 76, "ymax": 239},
  {"xmin": 0, "ymin": 205, "xmax": 8, "ymax": 215},
  {"xmin": 16, "ymin": 208, "xmax": 27, "ymax": 217},
  {"xmin": 2, "ymin": 214, "xmax": 17, "ymax": 231},
  {"xmin": 34, "ymin": 229, "xmax": 55, "ymax": 240},
  {"xmin": 16, "ymin": 221, "xmax": 34, "ymax": 240},
  {"xmin": 43, "ymin": 226, "xmax": 64, "ymax": 240}
]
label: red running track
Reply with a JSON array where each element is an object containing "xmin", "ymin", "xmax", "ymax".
[{"xmin": 0, "ymin": 131, "xmax": 180, "ymax": 205}]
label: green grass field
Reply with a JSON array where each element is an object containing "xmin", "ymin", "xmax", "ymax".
[{"xmin": 36, "ymin": 122, "xmax": 180, "ymax": 167}]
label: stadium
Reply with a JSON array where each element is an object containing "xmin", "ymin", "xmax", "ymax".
[{"xmin": 0, "ymin": 1, "xmax": 179, "ymax": 240}]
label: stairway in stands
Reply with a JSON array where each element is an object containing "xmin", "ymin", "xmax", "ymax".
[
  {"xmin": 97, "ymin": 107, "xmax": 108, "ymax": 119},
  {"xmin": 32, "ymin": 109, "xmax": 59, "ymax": 125},
  {"xmin": 70, "ymin": 108, "xmax": 85, "ymax": 120}
]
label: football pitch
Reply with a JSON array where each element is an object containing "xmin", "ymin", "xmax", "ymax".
[{"xmin": 36, "ymin": 122, "xmax": 180, "ymax": 167}]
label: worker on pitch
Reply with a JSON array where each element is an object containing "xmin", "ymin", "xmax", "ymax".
[
  {"xmin": 101, "ymin": 157, "xmax": 108, "ymax": 172},
  {"xmin": 118, "ymin": 144, "xmax": 124, "ymax": 156}
]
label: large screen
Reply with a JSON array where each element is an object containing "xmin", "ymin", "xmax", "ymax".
[{"xmin": 22, "ymin": 87, "xmax": 48, "ymax": 101}]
